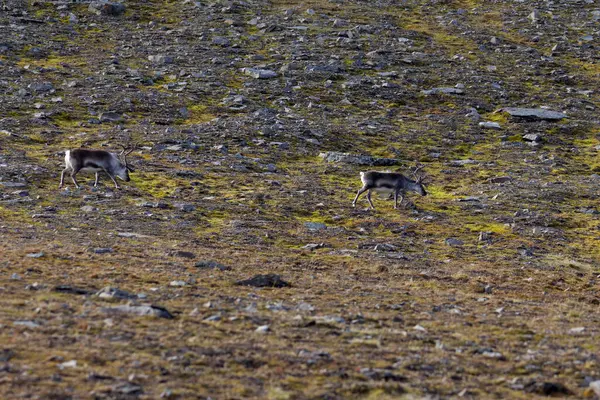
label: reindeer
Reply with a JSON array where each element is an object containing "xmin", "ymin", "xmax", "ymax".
[
  {"xmin": 352, "ymin": 165, "xmax": 427, "ymax": 210},
  {"xmin": 59, "ymin": 145, "xmax": 135, "ymax": 189}
]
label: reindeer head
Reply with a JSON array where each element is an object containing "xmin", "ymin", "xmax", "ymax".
[
  {"xmin": 118, "ymin": 145, "xmax": 136, "ymax": 182},
  {"xmin": 411, "ymin": 164, "xmax": 428, "ymax": 196}
]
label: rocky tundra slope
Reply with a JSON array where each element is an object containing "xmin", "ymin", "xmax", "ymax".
[{"xmin": 1, "ymin": 0, "xmax": 600, "ymax": 398}]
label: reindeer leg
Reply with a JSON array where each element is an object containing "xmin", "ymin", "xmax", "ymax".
[
  {"xmin": 366, "ymin": 189, "xmax": 375, "ymax": 210},
  {"xmin": 70, "ymin": 168, "xmax": 81, "ymax": 189},
  {"xmin": 94, "ymin": 172, "xmax": 100, "ymax": 187},
  {"xmin": 102, "ymin": 169, "xmax": 120, "ymax": 189},
  {"xmin": 59, "ymin": 168, "xmax": 70, "ymax": 188},
  {"xmin": 352, "ymin": 186, "xmax": 368, "ymax": 207},
  {"xmin": 394, "ymin": 189, "xmax": 399, "ymax": 209}
]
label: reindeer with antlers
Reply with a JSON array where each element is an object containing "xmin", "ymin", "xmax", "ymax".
[
  {"xmin": 352, "ymin": 165, "xmax": 428, "ymax": 210},
  {"xmin": 59, "ymin": 145, "xmax": 136, "ymax": 189}
]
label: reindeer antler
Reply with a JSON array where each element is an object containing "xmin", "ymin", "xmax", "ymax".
[
  {"xmin": 119, "ymin": 143, "xmax": 137, "ymax": 171},
  {"xmin": 411, "ymin": 163, "xmax": 426, "ymax": 183}
]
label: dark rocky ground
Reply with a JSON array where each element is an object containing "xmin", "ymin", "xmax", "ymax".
[{"xmin": 1, "ymin": 0, "xmax": 600, "ymax": 398}]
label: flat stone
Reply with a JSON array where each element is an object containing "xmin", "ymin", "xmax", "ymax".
[
  {"xmin": 174, "ymin": 203, "xmax": 195, "ymax": 212},
  {"xmin": 243, "ymin": 68, "xmax": 278, "ymax": 79},
  {"xmin": 173, "ymin": 250, "xmax": 195, "ymax": 259},
  {"xmin": 96, "ymin": 286, "xmax": 137, "ymax": 299},
  {"xmin": 88, "ymin": 1, "xmax": 125, "ymax": 16},
  {"xmin": 92, "ymin": 247, "xmax": 113, "ymax": 254},
  {"xmin": 302, "ymin": 243, "xmax": 325, "ymax": 250},
  {"xmin": 421, "ymin": 87, "xmax": 464, "ymax": 95},
  {"xmin": 54, "ymin": 285, "xmax": 93, "ymax": 295},
  {"xmin": 28, "ymin": 82, "xmax": 54, "ymax": 93},
  {"xmin": 304, "ymin": 222, "xmax": 327, "ymax": 231},
  {"xmin": 194, "ymin": 260, "xmax": 230, "ymax": 271},
  {"xmin": 212, "ymin": 37, "xmax": 231, "ymax": 47},
  {"xmin": 498, "ymin": 107, "xmax": 566, "ymax": 121},
  {"xmin": 13, "ymin": 320, "xmax": 40, "ymax": 328},
  {"xmin": 523, "ymin": 133, "xmax": 542, "ymax": 142},
  {"xmin": 479, "ymin": 121, "xmax": 501, "ymax": 129},
  {"xmin": 374, "ymin": 243, "xmax": 397, "ymax": 252},
  {"xmin": 305, "ymin": 64, "xmax": 342, "ymax": 73},
  {"xmin": 488, "ymin": 176, "xmax": 512, "ymax": 184},
  {"xmin": 117, "ymin": 232, "xmax": 150, "ymax": 238},
  {"xmin": 319, "ymin": 151, "xmax": 400, "ymax": 166},
  {"xmin": 148, "ymin": 55, "xmax": 174, "ymax": 65},
  {"xmin": 99, "ymin": 112, "xmax": 123, "ymax": 123},
  {"xmin": 101, "ymin": 304, "xmax": 173, "ymax": 319},
  {"xmin": 445, "ymin": 238, "xmax": 464, "ymax": 247},
  {"xmin": 0, "ymin": 182, "xmax": 27, "ymax": 188},
  {"xmin": 236, "ymin": 274, "xmax": 290, "ymax": 288}
]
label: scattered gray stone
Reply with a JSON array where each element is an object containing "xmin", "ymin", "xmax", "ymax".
[
  {"xmin": 589, "ymin": 381, "xmax": 600, "ymax": 397},
  {"xmin": 13, "ymin": 320, "xmax": 41, "ymax": 328},
  {"xmin": 58, "ymin": 360, "xmax": 77, "ymax": 369},
  {"xmin": 28, "ymin": 82, "xmax": 54, "ymax": 93},
  {"xmin": 319, "ymin": 151, "xmax": 400, "ymax": 166},
  {"xmin": 255, "ymin": 325, "xmax": 270, "ymax": 333},
  {"xmin": 465, "ymin": 107, "xmax": 481, "ymax": 122},
  {"xmin": 92, "ymin": 247, "xmax": 113, "ymax": 254},
  {"xmin": 80, "ymin": 205, "xmax": 97, "ymax": 212},
  {"xmin": 26, "ymin": 252, "xmax": 44, "ymax": 258},
  {"xmin": 450, "ymin": 159, "xmax": 478, "ymax": 166},
  {"xmin": 111, "ymin": 383, "xmax": 143, "ymax": 395},
  {"xmin": 88, "ymin": 1, "xmax": 125, "ymax": 16},
  {"xmin": 243, "ymin": 68, "xmax": 278, "ymax": 79},
  {"xmin": 148, "ymin": 55, "xmax": 174, "ymax": 65},
  {"xmin": 54, "ymin": 285, "xmax": 93, "ymax": 295},
  {"xmin": 528, "ymin": 9, "xmax": 541, "ymax": 23},
  {"xmin": 194, "ymin": 260, "xmax": 231, "ymax": 271},
  {"xmin": 523, "ymin": 133, "xmax": 542, "ymax": 142},
  {"xmin": 0, "ymin": 182, "xmax": 27, "ymax": 188},
  {"xmin": 99, "ymin": 112, "xmax": 123, "ymax": 123},
  {"xmin": 304, "ymin": 222, "xmax": 327, "ymax": 231},
  {"xmin": 498, "ymin": 108, "xmax": 566, "ymax": 121},
  {"xmin": 360, "ymin": 368, "xmax": 407, "ymax": 382},
  {"xmin": 306, "ymin": 64, "xmax": 342, "ymax": 74},
  {"xmin": 117, "ymin": 232, "xmax": 150, "ymax": 238},
  {"xmin": 236, "ymin": 274, "xmax": 290, "ymax": 288},
  {"xmin": 302, "ymin": 243, "xmax": 325, "ymax": 250},
  {"xmin": 173, "ymin": 250, "xmax": 195, "ymax": 259},
  {"xmin": 96, "ymin": 286, "xmax": 137, "ymax": 300},
  {"xmin": 479, "ymin": 121, "xmax": 501, "ymax": 129},
  {"xmin": 170, "ymin": 280, "xmax": 187, "ymax": 287},
  {"xmin": 101, "ymin": 304, "xmax": 173, "ymax": 319},
  {"xmin": 0, "ymin": 349, "xmax": 14, "ymax": 362},
  {"xmin": 525, "ymin": 381, "xmax": 571, "ymax": 396},
  {"xmin": 10, "ymin": 273, "xmax": 21, "ymax": 280},
  {"xmin": 374, "ymin": 243, "xmax": 397, "ymax": 252},
  {"xmin": 212, "ymin": 37, "xmax": 231, "ymax": 47},
  {"xmin": 488, "ymin": 176, "xmax": 512, "ymax": 184},
  {"xmin": 421, "ymin": 87, "xmax": 464, "ymax": 95},
  {"xmin": 445, "ymin": 238, "xmax": 464, "ymax": 247},
  {"xmin": 174, "ymin": 203, "xmax": 195, "ymax": 212}
]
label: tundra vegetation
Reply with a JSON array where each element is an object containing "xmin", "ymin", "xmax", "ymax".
[{"xmin": 0, "ymin": 0, "xmax": 599, "ymax": 399}]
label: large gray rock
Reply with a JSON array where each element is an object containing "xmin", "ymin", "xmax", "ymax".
[
  {"xmin": 319, "ymin": 151, "xmax": 400, "ymax": 166},
  {"xmin": 498, "ymin": 108, "xmax": 567, "ymax": 121}
]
